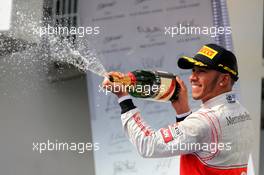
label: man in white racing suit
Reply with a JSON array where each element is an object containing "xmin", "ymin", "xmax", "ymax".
[{"xmin": 102, "ymin": 44, "xmax": 253, "ymax": 175}]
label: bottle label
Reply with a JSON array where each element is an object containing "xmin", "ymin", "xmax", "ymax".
[{"xmin": 153, "ymin": 77, "xmax": 176, "ymax": 101}]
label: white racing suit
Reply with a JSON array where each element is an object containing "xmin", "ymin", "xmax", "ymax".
[{"xmin": 119, "ymin": 92, "xmax": 253, "ymax": 175}]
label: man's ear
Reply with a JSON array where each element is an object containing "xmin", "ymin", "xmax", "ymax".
[{"xmin": 219, "ymin": 74, "xmax": 230, "ymax": 87}]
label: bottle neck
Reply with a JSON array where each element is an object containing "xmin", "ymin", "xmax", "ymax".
[{"xmin": 109, "ymin": 72, "xmax": 136, "ymax": 86}]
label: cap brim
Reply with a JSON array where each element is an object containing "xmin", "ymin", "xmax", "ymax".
[{"xmin": 178, "ymin": 56, "xmax": 208, "ymax": 69}]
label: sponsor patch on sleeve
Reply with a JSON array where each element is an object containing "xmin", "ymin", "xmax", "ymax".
[
  {"xmin": 160, "ymin": 128, "xmax": 173, "ymax": 143},
  {"xmin": 173, "ymin": 126, "xmax": 183, "ymax": 137},
  {"xmin": 226, "ymin": 94, "xmax": 236, "ymax": 103}
]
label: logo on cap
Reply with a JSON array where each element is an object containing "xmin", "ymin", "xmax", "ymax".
[{"xmin": 197, "ymin": 46, "xmax": 218, "ymax": 59}]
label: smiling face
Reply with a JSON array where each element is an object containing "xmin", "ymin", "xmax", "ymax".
[{"xmin": 189, "ymin": 66, "xmax": 223, "ymax": 103}]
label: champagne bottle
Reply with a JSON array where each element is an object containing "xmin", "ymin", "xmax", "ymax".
[{"xmin": 109, "ymin": 70, "xmax": 180, "ymax": 102}]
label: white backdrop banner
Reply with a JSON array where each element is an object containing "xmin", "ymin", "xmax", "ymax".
[{"xmin": 79, "ymin": 0, "xmax": 232, "ymax": 174}]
